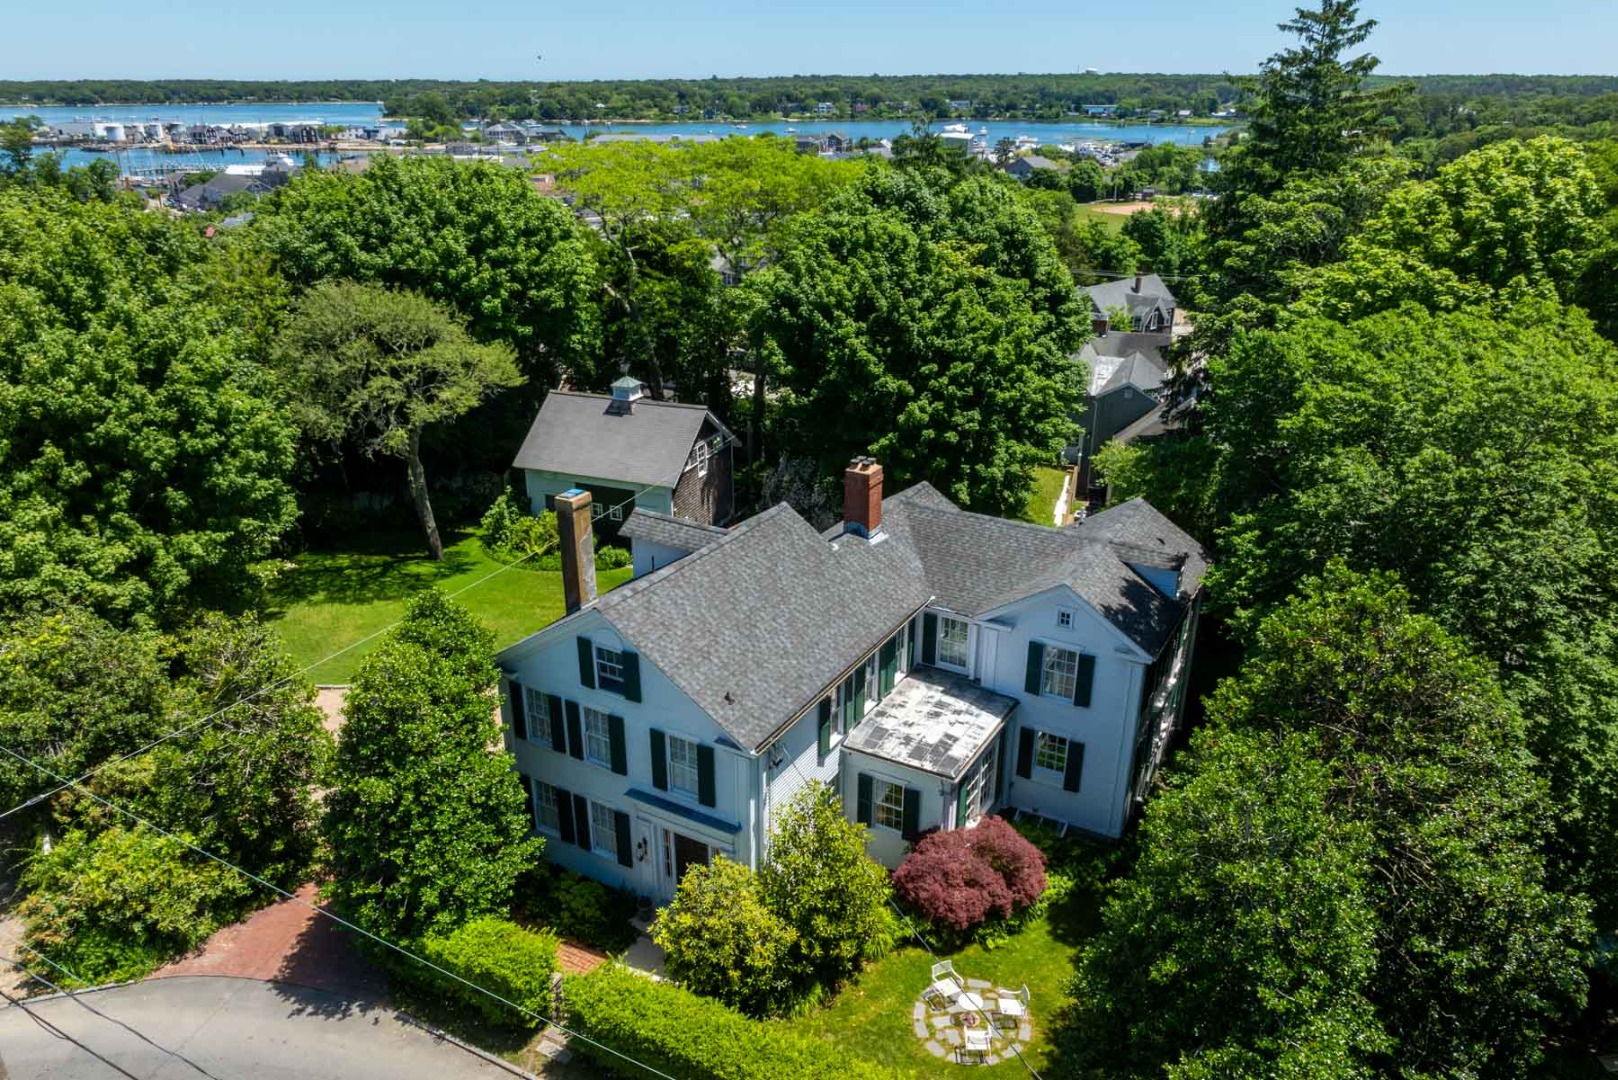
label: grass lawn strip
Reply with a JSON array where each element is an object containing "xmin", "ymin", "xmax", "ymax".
[
  {"xmin": 267, "ymin": 528, "xmax": 632, "ymax": 684},
  {"xmin": 1021, "ymin": 466, "xmax": 1070, "ymax": 527}
]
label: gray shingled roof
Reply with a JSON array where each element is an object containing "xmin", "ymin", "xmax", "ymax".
[
  {"xmin": 526, "ymin": 484, "xmax": 1204, "ymax": 753},
  {"xmin": 595, "ymin": 505, "xmax": 930, "ymax": 751},
  {"xmin": 512, "ymin": 390, "xmax": 718, "ymax": 488},
  {"xmin": 618, "ymin": 508, "xmax": 728, "ymax": 553},
  {"xmin": 1085, "ymin": 273, "xmax": 1176, "ymax": 315}
]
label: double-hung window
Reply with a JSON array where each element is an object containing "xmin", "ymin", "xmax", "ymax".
[
  {"xmin": 1041, "ymin": 645, "xmax": 1081, "ymax": 700},
  {"xmin": 589, "ymin": 801, "xmax": 618, "ymax": 860},
  {"xmin": 594, "ymin": 646, "xmax": 626, "ymax": 694},
  {"xmin": 523, "ymin": 688, "xmax": 550, "ymax": 742},
  {"xmin": 873, "ymin": 778, "xmax": 906, "ymax": 832},
  {"xmin": 583, "ymin": 707, "xmax": 613, "ymax": 767},
  {"xmin": 532, "ymin": 780, "xmax": 562, "ymax": 835},
  {"xmin": 667, "ymin": 734, "xmax": 700, "ymax": 797},
  {"xmin": 937, "ymin": 616, "xmax": 969, "ymax": 669},
  {"xmin": 1034, "ymin": 732, "xmax": 1069, "ymax": 775}
]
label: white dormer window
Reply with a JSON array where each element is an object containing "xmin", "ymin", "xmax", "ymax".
[
  {"xmin": 1057, "ymin": 609, "xmax": 1074, "ymax": 630},
  {"xmin": 937, "ymin": 616, "xmax": 969, "ymax": 669}
]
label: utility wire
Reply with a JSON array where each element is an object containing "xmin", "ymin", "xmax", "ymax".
[
  {"xmin": 0, "ymin": 983, "xmax": 146, "ymax": 1080},
  {"xmin": 0, "ymin": 428, "xmax": 738, "ymax": 825},
  {"xmin": 2, "ymin": 948, "xmax": 224, "ymax": 1080},
  {"xmin": 0, "ymin": 742, "xmax": 680, "ymax": 1080}
]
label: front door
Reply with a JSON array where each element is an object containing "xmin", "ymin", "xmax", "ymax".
[{"xmin": 659, "ymin": 827, "xmax": 712, "ymax": 899}]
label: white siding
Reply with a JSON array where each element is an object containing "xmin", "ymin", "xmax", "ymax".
[
  {"xmin": 500, "ymin": 609, "xmax": 752, "ymax": 902},
  {"xmin": 759, "ymin": 700, "xmax": 841, "ymax": 850},
  {"xmin": 629, "ymin": 537, "xmax": 694, "ymax": 579},
  {"xmin": 841, "ymin": 750, "xmax": 949, "ymax": 869}
]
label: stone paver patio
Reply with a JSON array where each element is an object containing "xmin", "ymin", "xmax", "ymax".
[{"xmin": 910, "ymin": 974, "xmax": 1033, "ymax": 1066}]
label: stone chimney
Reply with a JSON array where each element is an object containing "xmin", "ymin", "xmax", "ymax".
[
  {"xmin": 843, "ymin": 457, "xmax": 883, "ymax": 539},
  {"xmin": 1133, "ymin": 272, "xmax": 1144, "ymax": 293},
  {"xmin": 554, "ymin": 488, "xmax": 598, "ymax": 613},
  {"xmin": 1091, "ymin": 315, "xmax": 1109, "ymax": 337}
]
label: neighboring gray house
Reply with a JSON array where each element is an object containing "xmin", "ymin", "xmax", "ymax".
[
  {"xmin": 1005, "ymin": 154, "xmax": 1062, "ymax": 180},
  {"xmin": 1085, "ymin": 272, "xmax": 1177, "ymax": 335},
  {"xmin": 1076, "ymin": 332, "xmax": 1172, "ymax": 460},
  {"xmin": 171, "ymin": 172, "xmax": 264, "ymax": 212},
  {"xmin": 512, "ymin": 378, "xmax": 734, "ymax": 536},
  {"xmin": 497, "ymin": 459, "xmax": 1204, "ymax": 901}
]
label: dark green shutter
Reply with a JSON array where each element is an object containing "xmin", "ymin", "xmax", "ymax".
[
  {"xmin": 608, "ymin": 714, "xmax": 628, "ymax": 775},
  {"xmin": 555, "ymin": 786, "xmax": 576, "ymax": 845},
  {"xmin": 572, "ymin": 793, "xmax": 592, "ymax": 850},
  {"xmin": 576, "ymin": 636, "xmax": 596, "ymax": 689},
  {"xmin": 879, "ymin": 638, "xmax": 897, "ymax": 697},
  {"xmin": 842, "ymin": 674, "xmax": 857, "ymax": 730},
  {"xmin": 955, "ymin": 783, "xmax": 968, "ymax": 829},
  {"xmin": 547, "ymin": 694, "xmax": 565, "ymax": 752},
  {"xmin": 521, "ymin": 773, "xmax": 536, "ymax": 833},
  {"xmin": 851, "ymin": 663, "xmax": 867, "ymax": 727},
  {"xmin": 1024, "ymin": 642, "xmax": 1045, "ymax": 696},
  {"xmin": 1016, "ymin": 728, "xmax": 1035, "ymax": 779},
  {"xmin": 697, "ymin": 744, "xmax": 716, "ymax": 808},
  {"xmin": 614, "ymin": 811, "xmax": 633, "ymax": 868},
  {"xmin": 1063, "ymin": 741, "xmax": 1086, "ymax": 792},
  {"xmin": 565, "ymin": 700, "xmax": 584, "ymax": 761},
  {"xmin": 508, "ymin": 679, "xmax": 527, "ymax": 740},
  {"xmin": 901, "ymin": 787, "xmax": 921, "ymax": 841},
  {"xmin": 856, "ymin": 773, "xmax": 873, "ymax": 825},
  {"xmin": 921, "ymin": 613, "xmax": 938, "ymax": 665},
  {"xmin": 621, "ymin": 650, "xmax": 642, "ymax": 702},
  {"xmin": 650, "ymin": 729, "xmax": 668, "ymax": 791},
  {"xmin": 1073, "ymin": 654, "xmax": 1096, "ymax": 708},
  {"xmin": 817, "ymin": 698, "xmax": 832, "ymax": 761}
]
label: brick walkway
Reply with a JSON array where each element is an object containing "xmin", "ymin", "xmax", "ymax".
[
  {"xmin": 154, "ymin": 882, "xmax": 386, "ymax": 1001},
  {"xmin": 556, "ymin": 940, "xmax": 608, "ymax": 976}
]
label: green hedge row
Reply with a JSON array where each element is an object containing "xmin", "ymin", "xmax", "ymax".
[
  {"xmin": 420, "ymin": 916, "xmax": 558, "ymax": 1029},
  {"xmin": 564, "ymin": 965, "xmax": 913, "ymax": 1080}
]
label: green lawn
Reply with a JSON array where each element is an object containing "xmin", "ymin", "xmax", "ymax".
[
  {"xmin": 266, "ymin": 528, "xmax": 633, "ymax": 684},
  {"xmin": 1074, "ymin": 202, "xmax": 1127, "ymax": 235},
  {"xmin": 1021, "ymin": 466, "xmax": 1071, "ymax": 527},
  {"xmin": 781, "ymin": 874, "xmax": 1104, "ymax": 1077}
]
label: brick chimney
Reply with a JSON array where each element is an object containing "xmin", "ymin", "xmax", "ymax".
[
  {"xmin": 1133, "ymin": 272, "xmax": 1144, "ymax": 293},
  {"xmin": 843, "ymin": 457, "xmax": 883, "ymax": 539},
  {"xmin": 554, "ymin": 488, "xmax": 598, "ymax": 613}
]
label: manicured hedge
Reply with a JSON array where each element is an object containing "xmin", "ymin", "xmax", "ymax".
[
  {"xmin": 564, "ymin": 965, "xmax": 913, "ymax": 1080},
  {"xmin": 420, "ymin": 916, "xmax": 558, "ymax": 1028}
]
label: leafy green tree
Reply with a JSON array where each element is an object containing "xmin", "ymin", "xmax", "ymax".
[
  {"xmin": 1293, "ymin": 136, "xmax": 1605, "ymax": 321},
  {"xmin": 1020, "ymin": 187, "xmax": 1143, "ymax": 284},
  {"xmin": 757, "ymin": 781, "xmax": 894, "ymax": 991},
  {"xmin": 0, "ymin": 187, "xmax": 299, "ymax": 624},
  {"xmin": 1204, "ymin": 302, "xmax": 1618, "ymax": 926},
  {"xmin": 0, "ymin": 116, "xmax": 38, "ymax": 176},
  {"xmin": 323, "ymin": 590, "xmax": 541, "ymax": 942},
  {"xmin": 1120, "ymin": 205, "xmax": 1203, "ymax": 282},
  {"xmin": 272, "ymin": 281, "xmax": 522, "ymax": 560},
  {"xmin": 255, "ymin": 154, "xmax": 598, "ymax": 394},
  {"xmin": 18, "ymin": 825, "xmax": 253, "ymax": 986},
  {"xmin": 749, "ymin": 168, "xmax": 1086, "ymax": 515},
  {"xmin": 1062, "ymin": 568, "xmax": 1590, "ymax": 1079},
  {"xmin": 652, "ymin": 855, "xmax": 797, "ymax": 1017}
]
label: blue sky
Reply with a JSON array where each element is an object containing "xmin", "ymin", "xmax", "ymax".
[{"xmin": 8, "ymin": 0, "xmax": 1614, "ymax": 81}]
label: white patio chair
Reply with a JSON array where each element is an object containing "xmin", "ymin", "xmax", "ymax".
[
  {"xmin": 924, "ymin": 959, "xmax": 961, "ymax": 1007},
  {"xmin": 960, "ymin": 1025, "xmax": 992, "ymax": 1064},
  {"xmin": 996, "ymin": 983, "xmax": 1030, "ymax": 1023}
]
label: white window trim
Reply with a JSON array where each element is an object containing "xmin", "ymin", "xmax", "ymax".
[
  {"xmin": 588, "ymin": 799, "xmax": 619, "ymax": 860},
  {"xmin": 582, "ymin": 706, "xmax": 613, "ymax": 769},
  {"xmin": 935, "ymin": 614, "xmax": 970, "ymax": 673},
  {"xmin": 1033, "ymin": 732, "xmax": 1069, "ymax": 777},
  {"xmin": 872, "ymin": 777, "xmax": 906, "ymax": 834},
  {"xmin": 594, "ymin": 645, "xmax": 626, "ymax": 694},
  {"xmin": 532, "ymin": 778, "xmax": 562, "ymax": 837},
  {"xmin": 523, "ymin": 687, "xmax": 551, "ymax": 744},
  {"xmin": 1040, "ymin": 643, "xmax": 1081, "ymax": 701},
  {"xmin": 667, "ymin": 734, "xmax": 700, "ymax": 798},
  {"xmin": 1056, "ymin": 609, "xmax": 1074, "ymax": 630}
]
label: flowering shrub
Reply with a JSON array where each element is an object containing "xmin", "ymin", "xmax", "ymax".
[{"xmin": 892, "ymin": 816, "xmax": 1048, "ymax": 937}]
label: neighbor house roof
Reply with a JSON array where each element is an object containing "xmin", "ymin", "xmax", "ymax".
[
  {"xmin": 511, "ymin": 483, "xmax": 1204, "ymax": 754},
  {"xmin": 618, "ymin": 508, "xmax": 728, "ymax": 554},
  {"xmin": 1084, "ymin": 273, "xmax": 1177, "ymax": 315},
  {"xmin": 1009, "ymin": 154, "xmax": 1061, "ymax": 172},
  {"xmin": 512, "ymin": 390, "xmax": 723, "ymax": 489},
  {"xmin": 1079, "ymin": 338, "xmax": 1171, "ymax": 398}
]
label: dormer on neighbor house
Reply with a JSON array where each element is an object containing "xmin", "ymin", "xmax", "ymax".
[
  {"xmin": 496, "ymin": 458, "xmax": 1206, "ymax": 903},
  {"xmin": 511, "ymin": 381, "xmax": 735, "ymax": 539},
  {"xmin": 1084, "ymin": 272, "xmax": 1177, "ymax": 337}
]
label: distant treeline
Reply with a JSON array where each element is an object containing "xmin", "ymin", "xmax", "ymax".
[{"xmin": 7, "ymin": 73, "xmax": 1618, "ymax": 125}]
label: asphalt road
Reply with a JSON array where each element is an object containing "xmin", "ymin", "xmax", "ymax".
[{"xmin": 0, "ymin": 976, "xmax": 526, "ymax": 1079}]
